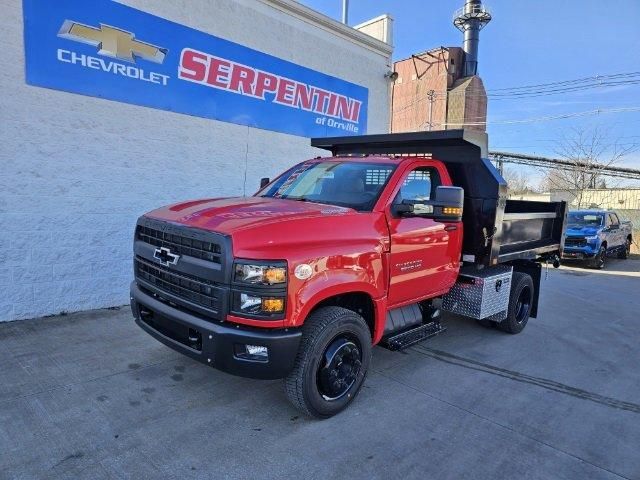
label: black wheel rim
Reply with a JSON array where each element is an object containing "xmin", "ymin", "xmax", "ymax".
[
  {"xmin": 317, "ymin": 336, "xmax": 362, "ymax": 401},
  {"xmin": 515, "ymin": 286, "xmax": 532, "ymax": 324}
]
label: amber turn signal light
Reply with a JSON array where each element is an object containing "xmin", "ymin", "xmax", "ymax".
[
  {"xmin": 264, "ymin": 268, "xmax": 286, "ymax": 284},
  {"xmin": 442, "ymin": 207, "xmax": 462, "ymax": 216},
  {"xmin": 262, "ymin": 298, "xmax": 285, "ymax": 313}
]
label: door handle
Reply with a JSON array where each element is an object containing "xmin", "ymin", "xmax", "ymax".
[{"xmin": 444, "ymin": 225, "xmax": 458, "ymax": 232}]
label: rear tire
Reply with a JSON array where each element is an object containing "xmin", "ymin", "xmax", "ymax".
[
  {"xmin": 498, "ymin": 272, "xmax": 534, "ymax": 334},
  {"xmin": 284, "ymin": 306, "xmax": 371, "ymax": 419},
  {"xmin": 618, "ymin": 238, "xmax": 631, "ymax": 259}
]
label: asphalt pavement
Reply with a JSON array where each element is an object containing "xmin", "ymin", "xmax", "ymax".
[{"xmin": 2, "ymin": 258, "xmax": 639, "ymax": 480}]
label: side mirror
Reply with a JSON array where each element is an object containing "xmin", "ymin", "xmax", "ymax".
[
  {"xmin": 392, "ymin": 202, "xmax": 414, "ymax": 216},
  {"xmin": 432, "ymin": 186, "xmax": 464, "ymax": 221},
  {"xmin": 392, "ymin": 186, "xmax": 464, "ymax": 220},
  {"xmin": 260, "ymin": 177, "xmax": 270, "ymax": 188},
  {"xmin": 434, "ymin": 186, "xmax": 464, "ymax": 208}
]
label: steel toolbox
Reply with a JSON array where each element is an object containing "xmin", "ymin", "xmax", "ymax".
[{"xmin": 442, "ymin": 266, "xmax": 513, "ymax": 320}]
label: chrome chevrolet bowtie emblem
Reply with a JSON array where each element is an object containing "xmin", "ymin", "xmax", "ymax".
[{"xmin": 153, "ymin": 247, "xmax": 180, "ymax": 266}]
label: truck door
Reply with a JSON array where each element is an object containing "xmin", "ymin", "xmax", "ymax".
[
  {"xmin": 608, "ymin": 213, "xmax": 622, "ymax": 248},
  {"xmin": 386, "ymin": 164, "xmax": 462, "ymax": 307}
]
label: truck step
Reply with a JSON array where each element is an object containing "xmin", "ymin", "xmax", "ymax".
[{"xmin": 380, "ymin": 321, "xmax": 446, "ymax": 351}]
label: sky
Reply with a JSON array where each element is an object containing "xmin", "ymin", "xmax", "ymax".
[{"xmin": 299, "ymin": 0, "xmax": 640, "ymax": 187}]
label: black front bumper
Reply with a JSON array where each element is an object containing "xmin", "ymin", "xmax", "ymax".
[{"xmin": 130, "ymin": 282, "xmax": 302, "ymax": 380}]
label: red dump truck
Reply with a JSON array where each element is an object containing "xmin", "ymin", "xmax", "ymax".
[{"xmin": 130, "ymin": 130, "xmax": 566, "ymax": 418}]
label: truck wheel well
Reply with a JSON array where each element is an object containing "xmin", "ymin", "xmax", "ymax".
[
  {"xmin": 311, "ymin": 292, "xmax": 375, "ymax": 339},
  {"xmin": 601, "ymin": 241, "xmax": 607, "ymax": 249}
]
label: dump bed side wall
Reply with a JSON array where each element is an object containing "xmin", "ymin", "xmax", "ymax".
[{"xmin": 497, "ymin": 200, "xmax": 567, "ymax": 263}]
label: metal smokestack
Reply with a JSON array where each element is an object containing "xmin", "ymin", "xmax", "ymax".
[
  {"xmin": 342, "ymin": 0, "xmax": 349, "ymax": 25},
  {"xmin": 462, "ymin": 0, "xmax": 481, "ymax": 76},
  {"xmin": 453, "ymin": 0, "xmax": 492, "ymax": 77}
]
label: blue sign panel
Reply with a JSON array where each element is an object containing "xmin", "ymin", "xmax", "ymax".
[{"xmin": 23, "ymin": 0, "xmax": 368, "ymax": 137}]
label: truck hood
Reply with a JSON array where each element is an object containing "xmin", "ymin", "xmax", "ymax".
[
  {"xmin": 566, "ymin": 226, "xmax": 600, "ymax": 236},
  {"xmin": 145, "ymin": 196, "xmax": 357, "ymax": 235}
]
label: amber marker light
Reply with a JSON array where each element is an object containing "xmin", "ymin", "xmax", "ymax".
[{"xmin": 262, "ymin": 298, "xmax": 285, "ymax": 313}]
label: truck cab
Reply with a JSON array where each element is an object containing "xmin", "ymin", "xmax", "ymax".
[
  {"xmin": 563, "ymin": 209, "xmax": 633, "ymax": 268},
  {"xmin": 130, "ymin": 130, "xmax": 566, "ymax": 418}
]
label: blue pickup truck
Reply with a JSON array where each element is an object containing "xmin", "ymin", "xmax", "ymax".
[{"xmin": 562, "ymin": 210, "xmax": 633, "ymax": 268}]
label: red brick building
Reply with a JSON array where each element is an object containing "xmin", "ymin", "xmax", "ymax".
[
  {"xmin": 391, "ymin": 47, "xmax": 487, "ymax": 133},
  {"xmin": 391, "ymin": 0, "xmax": 491, "ymax": 133}
]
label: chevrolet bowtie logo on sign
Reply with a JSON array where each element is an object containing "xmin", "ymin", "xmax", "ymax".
[{"xmin": 57, "ymin": 20, "xmax": 167, "ymax": 64}]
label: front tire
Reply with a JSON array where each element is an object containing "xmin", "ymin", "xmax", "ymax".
[
  {"xmin": 284, "ymin": 307, "xmax": 371, "ymax": 419},
  {"xmin": 592, "ymin": 246, "xmax": 607, "ymax": 269},
  {"xmin": 498, "ymin": 272, "xmax": 534, "ymax": 334}
]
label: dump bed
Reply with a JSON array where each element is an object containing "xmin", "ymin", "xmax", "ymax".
[{"xmin": 311, "ymin": 130, "xmax": 567, "ymax": 267}]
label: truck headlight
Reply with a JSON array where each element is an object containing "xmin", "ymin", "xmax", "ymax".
[
  {"xmin": 239, "ymin": 293, "xmax": 285, "ymax": 314},
  {"xmin": 585, "ymin": 235, "xmax": 599, "ymax": 242},
  {"xmin": 234, "ymin": 262, "xmax": 287, "ymax": 285}
]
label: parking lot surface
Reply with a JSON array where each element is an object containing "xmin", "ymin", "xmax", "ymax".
[{"xmin": 2, "ymin": 259, "xmax": 640, "ymax": 480}]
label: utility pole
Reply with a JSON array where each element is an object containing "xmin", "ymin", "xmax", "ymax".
[
  {"xmin": 426, "ymin": 90, "xmax": 436, "ymax": 131},
  {"xmin": 342, "ymin": 0, "xmax": 349, "ymax": 25}
]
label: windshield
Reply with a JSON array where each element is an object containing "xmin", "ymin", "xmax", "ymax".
[
  {"xmin": 257, "ymin": 161, "xmax": 397, "ymax": 211},
  {"xmin": 567, "ymin": 212, "xmax": 604, "ymax": 228}
]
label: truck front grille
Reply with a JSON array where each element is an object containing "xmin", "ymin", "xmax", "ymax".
[
  {"xmin": 135, "ymin": 256, "xmax": 222, "ymax": 312},
  {"xmin": 565, "ymin": 237, "xmax": 587, "ymax": 247},
  {"xmin": 137, "ymin": 225, "xmax": 222, "ymax": 264}
]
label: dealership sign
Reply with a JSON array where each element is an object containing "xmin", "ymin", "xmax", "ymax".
[{"xmin": 22, "ymin": 0, "xmax": 369, "ymax": 137}]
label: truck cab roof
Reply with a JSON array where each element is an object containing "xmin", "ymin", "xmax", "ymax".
[{"xmin": 313, "ymin": 155, "xmax": 435, "ymax": 165}]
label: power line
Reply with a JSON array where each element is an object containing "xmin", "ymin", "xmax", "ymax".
[
  {"xmin": 492, "ymin": 143, "xmax": 639, "ymax": 150},
  {"xmin": 392, "ymin": 71, "xmax": 640, "ymax": 110},
  {"xmin": 395, "ymin": 103, "xmax": 640, "ymax": 129},
  {"xmin": 443, "ymin": 78, "xmax": 640, "ymax": 100},
  {"xmin": 489, "ymin": 151, "xmax": 640, "ymax": 180},
  {"xmin": 491, "ymin": 135, "xmax": 640, "ymax": 149},
  {"xmin": 487, "ymin": 72, "xmax": 640, "ymax": 93},
  {"xmin": 392, "ymin": 71, "xmax": 640, "ymax": 129},
  {"xmin": 409, "ymin": 106, "xmax": 640, "ymax": 129},
  {"xmin": 439, "ymin": 107, "xmax": 640, "ymax": 127},
  {"xmin": 393, "ymin": 83, "xmax": 640, "ymax": 117},
  {"xmin": 487, "ymin": 80, "xmax": 640, "ymax": 99}
]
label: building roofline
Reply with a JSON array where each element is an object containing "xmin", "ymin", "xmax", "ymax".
[
  {"xmin": 394, "ymin": 46, "xmax": 462, "ymax": 64},
  {"xmin": 353, "ymin": 14, "xmax": 393, "ymax": 30},
  {"xmin": 260, "ymin": 0, "xmax": 393, "ymax": 57}
]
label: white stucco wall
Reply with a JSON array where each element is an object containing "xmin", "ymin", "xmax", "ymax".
[{"xmin": 0, "ymin": 0, "xmax": 392, "ymax": 322}]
